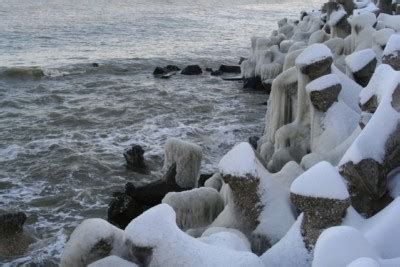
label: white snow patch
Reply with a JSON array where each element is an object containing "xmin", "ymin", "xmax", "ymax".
[
  {"xmin": 88, "ymin": 256, "xmax": 137, "ymax": 267},
  {"xmin": 306, "ymin": 74, "xmax": 340, "ymax": 93},
  {"xmin": 383, "ymin": 34, "xmax": 400, "ymax": 57},
  {"xmin": 345, "ymin": 49, "xmax": 376, "ymax": 73},
  {"xmin": 290, "ymin": 161, "xmax": 349, "ymax": 200},
  {"xmin": 377, "ymin": 14, "xmax": 400, "ymax": 31}
]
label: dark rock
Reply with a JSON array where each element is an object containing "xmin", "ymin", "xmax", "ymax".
[
  {"xmin": 218, "ymin": 64, "xmax": 241, "ymax": 73},
  {"xmin": 0, "ymin": 212, "xmax": 27, "ymax": 235},
  {"xmin": 107, "ymin": 192, "xmax": 144, "ymax": 229},
  {"xmin": 92, "ymin": 63, "xmax": 99, "ymax": 67},
  {"xmin": 337, "ymin": 0, "xmax": 355, "ymax": 15},
  {"xmin": 360, "ymin": 95, "xmax": 378, "ymax": 113},
  {"xmin": 262, "ymin": 79, "xmax": 273, "ymax": 94},
  {"xmin": 300, "ymin": 11, "xmax": 308, "ymax": 21},
  {"xmin": 259, "ymin": 101, "xmax": 268, "ymax": 106},
  {"xmin": 211, "ymin": 70, "xmax": 223, "ymax": 76},
  {"xmin": 378, "ymin": 0, "xmax": 393, "ymax": 14},
  {"xmin": 382, "ymin": 50, "xmax": 400, "ymax": 71},
  {"xmin": 153, "ymin": 67, "xmax": 168, "ymax": 75},
  {"xmin": 165, "ymin": 65, "xmax": 180, "ymax": 71},
  {"xmin": 309, "ymin": 83, "xmax": 342, "ymax": 112},
  {"xmin": 353, "ymin": 58, "xmax": 377, "ymax": 87},
  {"xmin": 299, "ymin": 57, "xmax": 333, "ymax": 80},
  {"xmin": 130, "ymin": 246, "xmax": 153, "ymax": 266},
  {"xmin": 243, "ymin": 76, "xmax": 265, "ymax": 91},
  {"xmin": 205, "ymin": 67, "xmax": 213, "ymax": 72},
  {"xmin": 181, "ymin": 65, "xmax": 202, "ymax": 75},
  {"xmin": 198, "ymin": 173, "xmax": 214, "ymax": 187},
  {"xmin": 239, "ymin": 57, "xmax": 247, "ymax": 65},
  {"xmin": 123, "ymin": 145, "xmax": 149, "ymax": 174},
  {"xmin": 291, "ymin": 193, "xmax": 350, "ymax": 249},
  {"xmin": 248, "ymin": 136, "xmax": 260, "ymax": 150}
]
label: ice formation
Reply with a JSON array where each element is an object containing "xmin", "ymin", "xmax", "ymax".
[
  {"xmin": 163, "ymin": 138, "xmax": 202, "ymax": 188},
  {"xmin": 162, "ymin": 187, "xmax": 224, "ymax": 230}
]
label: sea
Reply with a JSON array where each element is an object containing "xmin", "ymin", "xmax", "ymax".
[{"xmin": 0, "ymin": 0, "xmax": 321, "ymax": 265}]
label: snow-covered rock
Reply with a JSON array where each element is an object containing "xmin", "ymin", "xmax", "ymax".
[
  {"xmin": 345, "ymin": 48, "xmax": 377, "ymax": 86},
  {"xmin": 124, "ymin": 204, "xmax": 264, "ymax": 267},
  {"xmin": 60, "ymin": 219, "xmax": 131, "ymax": 267},
  {"xmin": 382, "ymin": 34, "xmax": 400, "ymax": 71},
  {"xmin": 87, "ymin": 256, "xmax": 137, "ymax": 267}
]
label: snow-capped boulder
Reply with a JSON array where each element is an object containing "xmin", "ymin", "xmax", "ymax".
[
  {"xmin": 88, "ymin": 256, "xmax": 137, "ymax": 267},
  {"xmin": 162, "ymin": 187, "xmax": 224, "ymax": 230},
  {"xmin": 163, "ymin": 138, "xmax": 202, "ymax": 188},
  {"xmin": 306, "ymin": 73, "xmax": 341, "ymax": 112},
  {"xmin": 290, "ymin": 161, "xmax": 350, "ymax": 248},
  {"xmin": 124, "ymin": 204, "xmax": 264, "ymax": 267},
  {"xmin": 60, "ymin": 219, "xmax": 131, "ymax": 267},
  {"xmin": 340, "ymin": 64, "xmax": 400, "ymax": 216},
  {"xmin": 382, "ymin": 35, "xmax": 400, "ymax": 71},
  {"xmin": 345, "ymin": 49, "xmax": 377, "ymax": 87},
  {"xmin": 296, "ymin": 43, "xmax": 333, "ymax": 80}
]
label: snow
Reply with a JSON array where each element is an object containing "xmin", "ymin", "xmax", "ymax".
[
  {"xmin": 353, "ymin": 3, "xmax": 378, "ymax": 15},
  {"xmin": 373, "ymin": 28, "xmax": 395, "ymax": 47},
  {"xmin": 88, "ymin": 256, "xmax": 137, "ymax": 267},
  {"xmin": 162, "ymin": 187, "xmax": 224, "ymax": 230},
  {"xmin": 290, "ymin": 161, "xmax": 349, "ymax": 200},
  {"xmin": 388, "ymin": 170, "xmax": 400, "ymax": 198},
  {"xmin": 199, "ymin": 230, "xmax": 251, "ymax": 252},
  {"xmin": 60, "ymin": 218, "xmax": 129, "ymax": 267},
  {"xmin": 295, "ymin": 44, "xmax": 332, "ymax": 67},
  {"xmin": 124, "ymin": 204, "xmax": 264, "ymax": 267},
  {"xmin": 383, "ymin": 34, "xmax": 400, "ymax": 57},
  {"xmin": 312, "ymin": 226, "xmax": 379, "ymax": 267},
  {"xmin": 255, "ymin": 161, "xmax": 304, "ymax": 244},
  {"xmin": 340, "ymin": 66, "xmax": 400, "ymax": 165},
  {"xmin": 261, "ymin": 214, "xmax": 312, "ymax": 267},
  {"xmin": 347, "ymin": 257, "xmax": 380, "ymax": 267},
  {"xmin": 218, "ymin": 142, "xmax": 266, "ymax": 178},
  {"xmin": 329, "ymin": 9, "xmax": 347, "ymax": 26},
  {"xmin": 305, "ymin": 74, "xmax": 340, "ymax": 93},
  {"xmin": 345, "ymin": 49, "xmax": 376, "ymax": 73},
  {"xmin": 163, "ymin": 138, "xmax": 202, "ymax": 188},
  {"xmin": 377, "ymin": 14, "xmax": 400, "ymax": 31}
]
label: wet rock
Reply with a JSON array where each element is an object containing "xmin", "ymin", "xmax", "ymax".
[
  {"xmin": 0, "ymin": 212, "xmax": 26, "ymax": 235},
  {"xmin": 123, "ymin": 145, "xmax": 149, "ymax": 174},
  {"xmin": 299, "ymin": 57, "xmax": 333, "ymax": 80},
  {"xmin": 243, "ymin": 76, "xmax": 264, "ymax": 91},
  {"xmin": 382, "ymin": 50, "xmax": 400, "ymax": 71},
  {"xmin": 205, "ymin": 67, "xmax": 213, "ymax": 72},
  {"xmin": 92, "ymin": 63, "xmax": 99, "ymax": 67},
  {"xmin": 248, "ymin": 136, "xmax": 260, "ymax": 150},
  {"xmin": 378, "ymin": 0, "xmax": 393, "ymax": 14},
  {"xmin": 261, "ymin": 79, "xmax": 273, "ymax": 94},
  {"xmin": 353, "ymin": 58, "xmax": 377, "ymax": 87},
  {"xmin": 181, "ymin": 65, "xmax": 202, "ymax": 75},
  {"xmin": 198, "ymin": 173, "xmax": 214, "ymax": 187},
  {"xmin": 309, "ymin": 83, "xmax": 342, "ymax": 112},
  {"xmin": 211, "ymin": 70, "xmax": 223, "ymax": 76},
  {"xmin": 165, "ymin": 65, "xmax": 180, "ymax": 71},
  {"xmin": 218, "ymin": 64, "xmax": 241, "ymax": 73},
  {"xmin": 153, "ymin": 66, "xmax": 168, "ymax": 75},
  {"xmin": 291, "ymin": 193, "xmax": 350, "ymax": 249},
  {"xmin": 107, "ymin": 192, "xmax": 144, "ymax": 229},
  {"xmin": 360, "ymin": 95, "xmax": 378, "ymax": 113}
]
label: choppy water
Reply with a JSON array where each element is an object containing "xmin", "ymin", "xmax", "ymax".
[{"xmin": 0, "ymin": 0, "xmax": 321, "ymax": 265}]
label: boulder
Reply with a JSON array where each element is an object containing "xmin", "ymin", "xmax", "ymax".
[
  {"xmin": 123, "ymin": 145, "xmax": 149, "ymax": 174},
  {"xmin": 181, "ymin": 65, "xmax": 202, "ymax": 75},
  {"xmin": 290, "ymin": 162, "xmax": 350, "ymax": 249},
  {"xmin": 248, "ymin": 136, "xmax": 260, "ymax": 150},
  {"xmin": 107, "ymin": 192, "xmax": 144, "ymax": 229},
  {"xmin": 243, "ymin": 76, "xmax": 265, "ymax": 91},
  {"xmin": 309, "ymin": 83, "xmax": 341, "ymax": 112},
  {"xmin": 0, "ymin": 212, "xmax": 26, "ymax": 235},
  {"xmin": 382, "ymin": 50, "xmax": 400, "ymax": 71},
  {"xmin": 218, "ymin": 64, "xmax": 241, "ymax": 73},
  {"xmin": 211, "ymin": 70, "xmax": 223, "ymax": 76}
]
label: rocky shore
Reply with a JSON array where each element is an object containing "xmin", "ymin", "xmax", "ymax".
[{"xmin": 32, "ymin": 0, "xmax": 400, "ymax": 266}]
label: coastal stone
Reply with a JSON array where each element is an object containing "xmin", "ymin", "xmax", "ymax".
[
  {"xmin": 337, "ymin": 0, "xmax": 355, "ymax": 15},
  {"xmin": 218, "ymin": 64, "xmax": 241, "ymax": 73},
  {"xmin": 107, "ymin": 192, "xmax": 144, "ymax": 229},
  {"xmin": 382, "ymin": 50, "xmax": 400, "ymax": 71},
  {"xmin": 211, "ymin": 70, "xmax": 223, "ymax": 76},
  {"xmin": 153, "ymin": 66, "xmax": 167, "ymax": 75},
  {"xmin": 378, "ymin": 0, "xmax": 393, "ymax": 14},
  {"xmin": 243, "ymin": 76, "xmax": 264, "ymax": 91},
  {"xmin": 123, "ymin": 145, "xmax": 149, "ymax": 174},
  {"xmin": 360, "ymin": 95, "xmax": 378, "ymax": 113},
  {"xmin": 92, "ymin": 63, "xmax": 99, "ymax": 67},
  {"xmin": 299, "ymin": 57, "xmax": 333, "ymax": 80},
  {"xmin": 239, "ymin": 57, "xmax": 247, "ymax": 65},
  {"xmin": 205, "ymin": 67, "xmax": 213, "ymax": 72},
  {"xmin": 291, "ymin": 193, "xmax": 350, "ymax": 249},
  {"xmin": 153, "ymin": 65, "xmax": 180, "ymax": 75},
  {"xmin": 309, "ymin": 83, "xmax": 341, "ymax": 112},
  {"xmin": 0, "ymin": 212, "xmax": 27, "ymax": 235},
  {"xmin": 181, "ymin": 65, "xmax": 202, "ymax": 75},
  {"xmin": 248, "ymin": 136, "xmax": 260, "ymax": 150},
  {"xmin": 353, "ymin": 58, "xmax": 377, "ymax": 87},
  {"xmin": 165, "ymin": 65, "xmax": 180, "ymax": 71}
]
